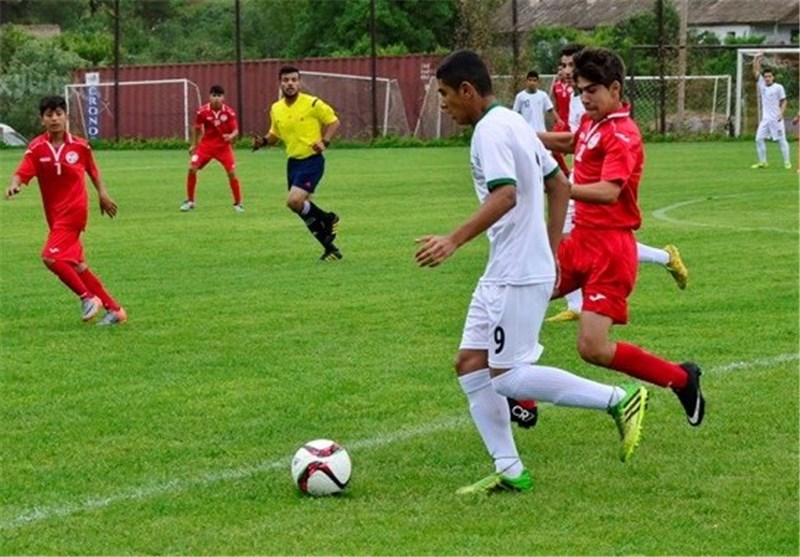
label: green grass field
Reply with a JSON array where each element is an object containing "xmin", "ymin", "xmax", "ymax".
[{"xmin": 1, "ymin": 142, "xmax": 798, "ymax": 555}]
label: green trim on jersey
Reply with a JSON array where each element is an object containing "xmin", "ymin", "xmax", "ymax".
[
  {"xmin": 487, "ymin": 178, "xmax": 516, "ymax": 190},
  {"xmin": 477, "ymin": 102, "xmax": 503, "ymax": 124},
  {"xmin": 544, "ymin": 166, "xmax": 560, "ymax": 180}
]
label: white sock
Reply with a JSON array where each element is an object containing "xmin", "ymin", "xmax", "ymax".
[
  {"xmin": 756, "ymin": 139, "xmax": 767, "ymax": 162},
  {"xmin": 779, "ymin": 137, "xmax": 791, "ymax": 164},
  {"xmin": 459, "ymin": 369, "xmax": 524, "ymax": 477},
  {"xmin": 636, "ymin": 242, "xmax": 669, "ymax": 265},
  {"xmin": 565, "ymin": 289, "xmax": 582, "ymax": 312},
  {"xmin": 492, "ymin": 364, "xmax": 624, "ymax": 410}
]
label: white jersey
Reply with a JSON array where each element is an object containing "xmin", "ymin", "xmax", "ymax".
[
  {"xmin": 757, "ymin": 75, "xmax": 786, "ymax": 122},
  {"xmin": 512, "ymin": 89, "xmax": 554, "ymax": 133},
  {"xmin": 568, "ymin": 93, "xmax": 586, "ymax": 133},
  {"xmin": 470, "ymin": 104, "xmax": 557, "ymax": 286}
]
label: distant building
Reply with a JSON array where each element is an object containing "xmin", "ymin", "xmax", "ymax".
[{"xmin": 496, "ymin": 0, "xmax": 799, "ymax": 45}]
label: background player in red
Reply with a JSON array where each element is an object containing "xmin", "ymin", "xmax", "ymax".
[
  {"xmin": 548, "ymin": 43, "xmax": 583, "ymax": 176},
  {"xmin": 181, "ymin": 85, "xmax": 243, "ymax": 212},
  {"xmin": 5, "ymin": 95, "xmax": 127, "ymax": 326},
  {"xmin": 539, "ymin": 48, "xmax": 705, "ymax": 427}
]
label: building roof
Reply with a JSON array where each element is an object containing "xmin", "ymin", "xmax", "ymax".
[{"xmin": 495, "ymin": 0, "xmax": 799, "ymax": 31}]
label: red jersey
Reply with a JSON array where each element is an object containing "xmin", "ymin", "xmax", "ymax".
[
  {"xmin": 552, "ymin": 79, "xmax": 573, "ymax": 123},
  {"xmin": 14, "ymin": 132, "xmax": 99, "ymax": 231},
  {"xmin": 572, "ymin": 104, "xmax": 642, "ymax": 230},
  {"xmin": 195, "ymin": 103, "xmax": 238, "ymax": 150}
]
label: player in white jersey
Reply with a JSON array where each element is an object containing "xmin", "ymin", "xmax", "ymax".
[
  {"xmin": 415, "ymin": 50, "xmax": 648, "ymax": 495},
  {"xmin": 512, "ymin": 70, "xmax": 560, "ymax": 133},
  {"xmin": 751, "ymin": 53, "xmax": 791, "ymax": 170}
]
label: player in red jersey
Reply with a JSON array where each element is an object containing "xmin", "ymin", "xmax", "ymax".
[
  {"xmin": 181, "ymin": 85, "xmax": 243, "ymax": 212},
  {"xmin": 539, "ymin": 48, "xmax": 705, "ymax": 427},
  {"xmin": 5, "ymin": 95, "xmax": 126, "ymax": 326},
  {"xmin": 548, "ymin": 43, "xmax": 583, "ymax": 176}
]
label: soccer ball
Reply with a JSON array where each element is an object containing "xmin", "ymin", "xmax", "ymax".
[{"xmin": 291, "ymin": 439, "xmax": 351, "ymax": 496}]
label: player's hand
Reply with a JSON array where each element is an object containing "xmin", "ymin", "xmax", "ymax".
[
  {"xmin": 311, "ymin": 141, "xmax": 326, "ymax": 154},
  {"xmin": 188, "ymin": 145, "xmax": 195, "ymax": 155},
  {"xmin": 251, "ymin": 134, "xmax": 266, "ymax": 152},
  {"xmin": 414, "ymin": 235, "xmax": 457, "ymax": 268},
  {"xmin": 99, "ymin": 195, "xmax": 118, "ymax": 218},
  {"xmin": 508, "ymin": 398, "xmax": 538, "ymax": 429},
  {"xmin": 4, "ymin": 184, "xmax": 21, "ymax": 199}
]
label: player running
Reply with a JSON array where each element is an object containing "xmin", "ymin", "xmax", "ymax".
[
  {"xmin": 416, "ymin": 50, "xmax": 649, "ymax": 495},
  {"xmin": 539, "ymin": 47, "xmax": 705, "ymax": 426},
  {"xmin": 5, "ymin": 95, "xmax": 127, "ymax": 326}
]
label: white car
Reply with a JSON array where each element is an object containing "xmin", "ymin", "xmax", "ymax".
[{"xmin": 0, "ymin": 123, "xmax": 29, "ymax": 146}]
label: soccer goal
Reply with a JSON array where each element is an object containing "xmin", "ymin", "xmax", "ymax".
[
  {"xmin": 64, "ymin": 78, "xmax": 202, "ymax": 140},
  {"xmin": 735, "ymin": 48, "xmax": 800, "ymax": 137},
  {"xmin": 626, "ymin": 75, "xmax": 732, "ymax": 135},
  {"xmin": 415, "ymin": 74, "xmax": 731, "ymax": 138},
  {"xmin": 297, "ymin": 71, "xmax": 410, "ymax": 139},
  {"xmin": 414, "ymin": 75, "xmax": 557, "ymax": 139}
]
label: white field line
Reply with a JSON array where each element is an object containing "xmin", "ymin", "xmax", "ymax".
[
  {"xmin": 2, "ymin": 353, "xmax": 798, "ymax": 531},
  {"xmin": 652, "ymin": 195, "xmax": 799, "ymax": 235},
  {"xmin": 0, "ymin": 416, "xmax": 467, "ymax": 531}
]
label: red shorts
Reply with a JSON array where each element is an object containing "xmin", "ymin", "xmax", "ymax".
[
  {"xmin": 556, "ymin": 226, "xmax": 637, "ymax": 324},
  {"xmin": 41, "ymin": 225, "xmax": 84, "ymax": 264},
  {"xmin": 191, "ymin": 145, "xmax": 235, "ymax": 172}
]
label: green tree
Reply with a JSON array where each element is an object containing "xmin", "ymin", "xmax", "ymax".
[
  {"xmin": 286, "ymin": 0, "xmax": 457, "ymax": 57},
  {"xmin": 0, "ymin": 36, "xmax": 88, "ymax": 136}
]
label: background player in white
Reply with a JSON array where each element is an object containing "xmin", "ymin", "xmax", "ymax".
[
  {"xmin": 751, "ymin": 53, "xmax": 791, "ymax": 170},
  {"xmin": 415, "ymin": 49, "xmax": 648, "ymax": 494},
  {"xmin": 544, "ymin": 47, "xmax": 689, "ymax": 324},
  {"xmin": 512, "ymin": 70, "xmax": 561, "ymax": 133}
]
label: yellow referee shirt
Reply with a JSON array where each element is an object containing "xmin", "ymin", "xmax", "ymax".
[{"xmin": 269, "ymin": 93, "xmax": 338, "ymax": 160}]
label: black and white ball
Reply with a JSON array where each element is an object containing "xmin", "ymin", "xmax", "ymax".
[{"xmin": 291, "ymin": 439, "xmax": 351, "ymax": 496}]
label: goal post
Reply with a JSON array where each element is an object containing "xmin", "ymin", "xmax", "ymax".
[
  {"xmin": 736, "ymin": 48, "xmax": 800, "ymax": 137},
  {"xmin": 295, "ymin": 71, "xmax": 410, "ymax": 139},
  {"xmin": 64, "ymin": 78, "xmax": 202, "ymax": 140}
]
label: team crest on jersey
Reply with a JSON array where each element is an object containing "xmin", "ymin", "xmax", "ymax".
[
  {"xmin": 586, "ymin": 132, "xmax": 601, "ymax": 149},
  {"xmin": 220, "ymin": 114, "xmax": 228, "ymax": 122},
  {"xmin": 65, "ymin": 151, "xmax": 79, "ymax": 164}
]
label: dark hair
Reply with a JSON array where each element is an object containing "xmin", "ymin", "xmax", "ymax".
[
  {"xmin": 279, "ymin": 65, "xmax": 300, "ymax": 78},
  {"xmin": 573, "ymin": 47, "xmax": 626, "ymax": 95},
  {"xmin": 39, "ymin": 95, "xmax": 67, "ymax": 115},
  {"xmin": 210, "ymin": 85, "xmax": 225, "ymax": 95},
  {"xmin": 560, "ymin": 43, "xmax": 585, "ymax": 58},
  {"xmin": 762, "ymin": 68, "xmax": 774, "ymax": 76},
  {"xmin": 435, "ymin": 49, "xmax": 493, "ymax": 96},
  {"xmin": 526, "ymin": 70, "xmax": 539, "ymax": 79}
]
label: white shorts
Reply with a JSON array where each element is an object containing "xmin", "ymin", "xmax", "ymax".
[
  {"xmin": 459, "ymin": 282, "xmax": 553, "ymax": 369},
  {"xmin": 756, "ymin": 119, "xmax": 787, "ymax": 142}
]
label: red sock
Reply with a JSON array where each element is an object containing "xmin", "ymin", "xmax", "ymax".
[
  {"xmin": 187, "ymin": 172, "xmax": 197, "ymax": 201},
  {"xmin": 229, "ymin": 176, "xmax": 242, "ymax": 205},
  {"xmin": 553, "ymin": 151, "xmax": 570, "ymax": 176},
  {"xmin": 78, "ymin": 267, "xmax": 120, "ymax": 311},
  {"xmin": 610, "ymin": 342, "xmax": 688, "ymax": 389},
  {"xmin": 47, "ymin": 260, "xmax": 91, "ymax": 299}
]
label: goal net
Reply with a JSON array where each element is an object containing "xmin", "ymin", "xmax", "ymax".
[
  {"xmin": 736, "ymin": 48, "xmax": 800, "ymax": 137},
  {"xmin": 415, "ymin": 74, "xmax": 731, "ymax": 138},
  {"xmin": 64, "ymin": 78, "xmax": 202, "ymax": 140},
  {"xmin": 415, "ymin": 75, "xmax": 556, "ymax": 139},
  {"xmin": 626, "ymin": 75, "xmax": 732, "ymax": 135},
  {"xmin": 298, "ymin": 71, "xmax": 410, "ymax": 139}
]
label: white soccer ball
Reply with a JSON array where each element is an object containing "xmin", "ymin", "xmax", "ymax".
[{"xmin": 291, "ymin": 439, "xmax": 351, "ymax": 496}]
